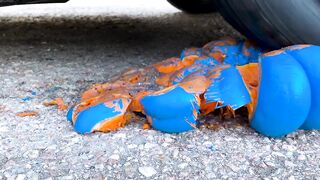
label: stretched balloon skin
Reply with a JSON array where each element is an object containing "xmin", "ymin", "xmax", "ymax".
[
  {"xmin": 250, "ymin": 50, "xmax": 311, "ymax": 137},
  {"xmin": 284, "ymin": 45, "xmax": 320, "ymax": 130},
  {"xmin": 67, "ymin": 38, "xmax": 320, "ymax": 138}
]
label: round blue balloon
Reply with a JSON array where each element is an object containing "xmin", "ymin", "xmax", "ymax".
[
  {"xmin": 251, "ymin": 51, "xmax": 311, "ymax": 138},
  {"xmin": 286, "ymin": 45, "xmax": 320, "ymax": 130}
]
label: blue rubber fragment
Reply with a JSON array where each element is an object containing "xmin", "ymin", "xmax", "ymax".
[
  {"xmin": 204, "ymin": 66, "xmax": 251, "ymax": 110},
  {"xmin": 21, "ymin": 90, "xmax": 38, "ymax": 102},
  {"xmin": 66, "ymin": 107, "xmax": 73, "ymax": 122},
  {"xmin": 73, "ymin": 103, "xmax": 122, "ymax": 134},
  {"xmin": 141, "ymin": 86, "xmax": 199, "ymax": 133},
  {"xmin": 31, "ymin": 91, "xmax": 37, "ymax": 96},
  {"xmin": 285, "ymin": 45, "xmax": 320, "ymax": 130},
  {"xmin": 237, "ymin": 41, "xmax": 263, "ymax": 65},
  {"xmin": 203, "ymin": 40, "xmax": 262, "ymax": 66},
  {"xmin": 251, "ymin": 52, "xmax": 311, "ymax": 138},
  {"xmin": 244, "ymin": 45, "xmax": 262, "ymax": 63},
  {"xmin": 21, "ymin": 96, "xmax": 32, "ymax": 102},
  {"xmin": 222, "ymin": 43, "xmax": 247, "ymax": 66},
  {"xmin": 204, "ymin": 43, "xmax": 243, "ymax": 66}
]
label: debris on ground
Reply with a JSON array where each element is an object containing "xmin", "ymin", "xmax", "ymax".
[
  {"xmin": 43, "ymin": 97, "xmax": 68, "ymax": 111},
  {"xmin": 16, "ymin": 111, "xmax": 39, "ymax": 117}
]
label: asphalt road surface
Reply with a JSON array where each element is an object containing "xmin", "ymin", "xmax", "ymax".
[{"xmin": 1, "ymin": 1, "xmax": 320, "ymax": 179}]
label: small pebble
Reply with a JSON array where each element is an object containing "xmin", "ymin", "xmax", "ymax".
[{"xmin": 138, "ymin": 166, "xmax": 157, "ymax": 177}]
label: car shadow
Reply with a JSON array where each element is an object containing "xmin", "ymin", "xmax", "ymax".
[{"xmin": 0, "ymin": 12, "xmax": 241, "ymax": 59}]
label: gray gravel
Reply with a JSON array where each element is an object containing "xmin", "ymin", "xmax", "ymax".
[{"xmin": 1, "ymin": 3, "xmax": 320, "ymax": 180}]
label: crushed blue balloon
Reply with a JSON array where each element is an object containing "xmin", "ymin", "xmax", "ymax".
[
  {"xmin": 74, "ymin": 103, "xmax": 122, "ymax": 134},
  {"xmin": 141, "ymin": 86, "xmax": 199, "ymax": 133},
  {"xmin": 66, "ymin": 39, "xmax": 320, "ymax": 138}
]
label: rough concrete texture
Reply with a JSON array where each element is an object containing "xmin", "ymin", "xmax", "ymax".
[{"xmin": 1, "ymin": 1, "xmax": 320, "ymax": 179}]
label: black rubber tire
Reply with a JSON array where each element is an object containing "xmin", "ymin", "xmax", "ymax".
[
  {"xmin": 0, "ymin": 0, "xmax": 68, "ymax": 7},
  {"xmin": 216, "ymin": 0, "xmax": 320, "ymax": 49},
  {"xmin": 167, "ymin": 0, "xmax": 216, "ymax": 14}
]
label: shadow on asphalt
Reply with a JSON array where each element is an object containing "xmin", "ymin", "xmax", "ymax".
[{"xmin": 0, "ymin": 12, "xmax": 240, "ymax": 57}]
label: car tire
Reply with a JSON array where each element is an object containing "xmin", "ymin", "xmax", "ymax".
[
  {"xmin": 167, "ymin": 0, "xmax": 216, "ymax": 14},
  {"xmin": 0, "ymin": 0, "xmax": 68, "ymax": 7},
  {"xmin": 216, "ymin": 0, "xmax": 320, "ymax": 49}
]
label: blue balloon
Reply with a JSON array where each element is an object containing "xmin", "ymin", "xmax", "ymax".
[
  {"xmin": 66, "ymin": 107, "xmax": 73, "ymax": 122},
  {"xmin": 141, "ymin": 86, "xmax": 199, "ymax": 133},
  {"xmin": 251, "ymin": 51, "xmax": 311, "ymax": 138},
  {"xmin": 285, "ymin": 45, "xmax": 320, "ymax": 130}
]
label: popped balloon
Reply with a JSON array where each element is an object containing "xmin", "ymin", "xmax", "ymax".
[{"xmin": 67, "ymin": 38, "xmax": 320, "ymax": 138}]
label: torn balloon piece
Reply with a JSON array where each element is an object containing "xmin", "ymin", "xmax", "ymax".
[
  {"xmin": 153, "ymin": 57, "xmax": 182, "ymax": 74},
  {"xmin": 140, "ymin": 86, "xmax": 200, "ymax": 133},
  {"xmin": 204, "ymin": 65, "xmax": 251, "ymax": 110},
  {"xmin": 66, "ymin": 107, "xmax": 73, "ymax": 122},
  {"xmin": 73, "ymin": 98, "xmax": 131, "ymax": 134},
  {"xmin": 203, "ymin": 39, "xmax": 262, "ymax": 66},
  {"xmin": 203, "ymin": 38, "xmax": 243, "ymax": 65}
]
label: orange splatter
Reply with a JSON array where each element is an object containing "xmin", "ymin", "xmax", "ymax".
[
  {"xmin": 262, "ymin": 49, "xmax": 285, "ymax": 57},
  {"xmin": 179, "ymin": 75, "xmax": 211, "ymax": 94},
  {"xmin": 16, "ymin": 111, "xmax": 39, "ymax": 117},
  {"xmin": 200, "ymin": 94, "xmax": 217, "ymax": 115},
  {"xmin": 181, "ymin": 55, "xmax": 199, "ymax": 67},
  {"xmin": 153, "ymin": 57, "xmax": 182, "ymax": 73},
  {"xmin": 130, "ymin": 91, "xmax": 150, "ymax": 112},
  {"xmin": 143, "ymin": 120, "xmax": 151, "ymax": 130},
  {"xmin": 208, "ymin": 51, "xmax": 226, "ymax": 63},
  {"xmin": 92, "ymin": 113, "xmax": 127, "ymax": 132},
  {"xmin": 81, "ymin": 83, "xmax": 123, "ymax": 100},
  {"xmin": 92, "ymin": 102, "xmax": 132, "ymax": 133},
  {"xmin": 156, "ymin": 72, "xmax": 173, "ymax": 86},
  {"xmin": 43, "ymin": 97, "xmax": 68, "ymax": 111}
]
